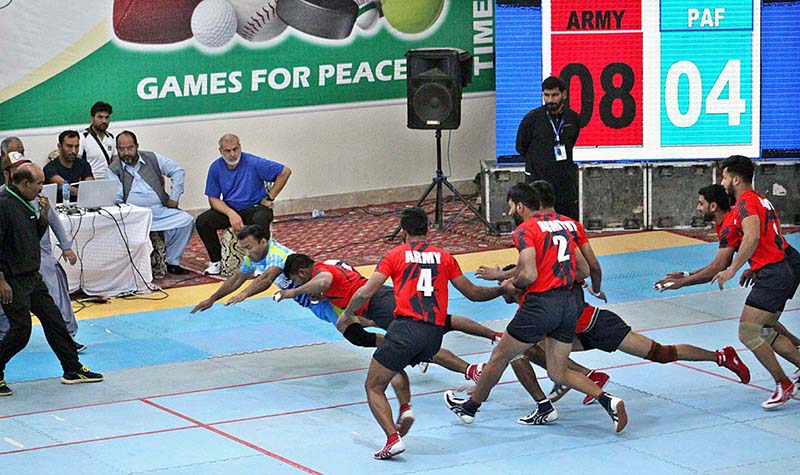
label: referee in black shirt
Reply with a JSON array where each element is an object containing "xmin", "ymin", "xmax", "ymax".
[{"xmin": 0, "ymin": 162, "xmax": 102, "ymax": 396}]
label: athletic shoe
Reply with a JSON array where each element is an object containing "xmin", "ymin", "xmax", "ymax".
[
  {"xmin": 583, "ymin": 371, "xmax": 611, "ymax": 405},
  {"xmin": 492, "ymin": 332, "xmax": 503, "ymax": 344},
  {"xmin": 761, "ymin": 380, "xmax": 795, "ymax": 410},
  {"xmin": 74, "ymin": 341, "xmax": 87, "ymax": 353},
  {"xmin": 418, "ymin": 362, "xmax": 429, "ymax": 374},
  {"xmin": 716, "ymin": 346, "xmax": 751, "ymax": 384},
  {"xmin": 517, "ymin": 404, "xmax": 558, "ymax": 425},
  {"xmin": 0, "ymin": 380, "xmax": 11, "ymax": 397},
  {"xmin": 548, "ymin": 383, "xmax": 570, "ymax": 403},
  {"xmin": 444, "ymin": 390, "xmax": 476, "ymax": 424},
  {"xmin": 791, "ymin": 366, "xmax": 800, "ymax": 382},
  {"xmin": 395, "ymin": 406, "xmax": 415, "ymax": 437},
  {"xmin": 603, "ymin": 395, "xmax": 628, "ymax": 433},
  {"xmin": 465, "ymin": 363, "xmax": 485, "ymax": 384},
  {"xmin": 373, "ymin": 436, "xmax": 405, "ymax": 460},
  {"xmin": 203, "ymin": 261, "xmax": 221, "ymax": 275},
  {"xmin": 61, "ymin": 366, "xmax": 104, "ymax": 384}
]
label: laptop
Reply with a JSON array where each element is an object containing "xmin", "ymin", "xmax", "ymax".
[
  {"xmin": 76, "ymin": 179, "xmax": 119, "ymax": 210},
  {"xmin": 42, "ymin": 183, "xmax": 57, "ymax": 206}
]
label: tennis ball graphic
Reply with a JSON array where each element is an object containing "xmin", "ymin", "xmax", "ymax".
[{"xmin": 381, "ymin": 0, "xmax": 444, "ymax": 34}]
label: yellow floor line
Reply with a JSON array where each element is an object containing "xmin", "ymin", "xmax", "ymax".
[{"xmin": 71, "ymin": 230, "xmax": 705, "ymax": 321}]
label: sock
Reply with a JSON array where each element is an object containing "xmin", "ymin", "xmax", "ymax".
[
  {"xmin": 536, "ymin": 398, "xmax": 553, "ymax": 412},
  {"xmin": 463, "ymin": 398, "xmax": 480, "ymax": 414},
  {"xmin": 597, "ymin": 392, "xmax": 612, "ymax": 411},
  {"xmin": 399, "ymin": 403, "xmax": 412, "ymax": 413},
  {"xmin": 386, "ymin": 432, "xmax": 400, "ymax": 445}
]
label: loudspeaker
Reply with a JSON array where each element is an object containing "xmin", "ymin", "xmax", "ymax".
[{"xmin": 406, "ymin": 48, "xmax": 473, "ymax": 130}]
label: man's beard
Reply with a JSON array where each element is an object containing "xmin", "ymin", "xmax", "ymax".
[
  {"xmin": 546, "ymin": 101, "xmax": 561, "ymax": 111},
  {"xmin": 725, "ymin": 183, "xmax": 737, "ymax": 202},
  {"xmin": 512, "ymin": 211, "xmax": 524, "ymax": 226},
  {"xmin": 703, "ymin": 211, "xmax": 715, "ymax": 222}
]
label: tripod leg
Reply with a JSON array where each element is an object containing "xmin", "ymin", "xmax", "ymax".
[
  {"xmin": 441, "ymin": 178, "xmax": 500, "ymax": 235},
  {"xmin": 388, "ymin": 178, "xmax": 439, "ymax": 240}
]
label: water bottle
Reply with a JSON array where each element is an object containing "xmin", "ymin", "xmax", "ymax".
[
  {"xmin": 62, "ymin": 180, "xmax": 70, "ymax": 203},
  {"xmin": 311, "ymin": 209, "xmax": 325, "ymax": 218}
]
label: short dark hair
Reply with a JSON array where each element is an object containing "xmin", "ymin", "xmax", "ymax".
[
  {"xmin": 400, "ymin": 207, "xmax": 428, "ymax": 236},
  {"xmin": 237, "ymin": 224, "xmax": 270, "ymax": 242},
  {"xmin": 58, "ymin": 130, "xmax": 80, "ymax": 145},
  {"xmin": 530, "ymin": 180, "xmax": 556, "ymax": 208},
  {"xmin": 507, "ymin": 182, "xmax": 540, "ymax": 210},
  {"xmin": 698, "ymin": 184, "xmax": 731, "ymax": 212},
  {"xmin": 283, "ymin": 253, "xmax": 314, "ymax": 276},
  {"xmin": 91, "ymin": 101, "xmax": 113, "ymax": 116},
  {"xmin": 542, "ymin": 76, "xmax": 566, "ymax": 92},
  {"xmin": 117, "ymin": 130, "xmax": 138, "ymax": 145},
  {"xmin": 720, "ymin": 155, "xmax": 754, "ymax": 184}
]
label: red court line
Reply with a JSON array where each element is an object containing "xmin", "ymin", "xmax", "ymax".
[
  {"xmin": 673, "ymin": 361, "xmax": 800, "ymax": 401},
  {"xmin": 141, "ymin": 399, "xmax": 323, "ymax": 475}
]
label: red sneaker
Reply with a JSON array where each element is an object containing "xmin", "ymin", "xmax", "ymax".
[
  {"xmin": 395, "ymin": 406, "xmax": 415, "ymax": 437},
  {"xmin": 716, "ymin": 346, "xmax": 751, "ymax": 384},
  {"xmin": 373, "ymin": 436, "xmax": 405, "ymax": 460},
  {"xmin": 465, "ymin": 363, "xmax": 485, "ymax": 384},
  {"xmin": 583, "ymin": 371, "xmax": 610, "ymax": 405},
  {"xmin": 761, "ymin": 380, "xmax": 795, "ymax": 410}
]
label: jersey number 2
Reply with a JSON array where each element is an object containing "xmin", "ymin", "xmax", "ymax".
[{"xmin": 553, "ymin": 235, "xmax": 570, "ymax": 262}]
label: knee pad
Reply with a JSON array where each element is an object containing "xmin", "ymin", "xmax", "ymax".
[
  {"xmin": 763, "ymin": 325, "xmax": 779, "ymax": 347},
  {"xmin": 739, "ymin": 321, "xmax": 767, "ymax": 351},
  {"xmin": 645, "ymin": 341, "xmax": 677, "ymax": 364},
  {"xmin": 343, "ymin": 323, "xmax": 378, "ymax": 348}
]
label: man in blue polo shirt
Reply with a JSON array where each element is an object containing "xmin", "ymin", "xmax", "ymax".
[{"xmin": 196, "ymin": 133, "xmax": 292, "ymax": 275}]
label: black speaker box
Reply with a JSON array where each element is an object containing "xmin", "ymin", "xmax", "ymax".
[{"xmin": 406, "ymin": 48, "xmax": 473, "ymax": 130}]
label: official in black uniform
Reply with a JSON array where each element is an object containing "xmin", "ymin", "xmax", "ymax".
[
  {"xmin": 0, "ymin": 162, "xmax": 102, "ymax": 397},
  {"xmin": 516, "ymin": 76, "xmax": 582, "ymax": 220}
]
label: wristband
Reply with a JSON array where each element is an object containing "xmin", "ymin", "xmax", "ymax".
[{"xmin": 681, "ymin": 271, "xmax": 690, "ymax": 277}]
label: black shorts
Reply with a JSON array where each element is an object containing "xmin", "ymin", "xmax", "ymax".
[
  {"xmin": 577, "ymin": 309, "xmax": 632, "ymax": 352},
  {"xmin": 373, "ymin": 317, "xmax": 444, "ymax": 372},
  {"xmin": 784, "ymin": 245, "xmax": 800, "ymax": 303},
  {"xmin": 506, "ymin": 288, "xmax": 577, "ymax": 344},
  {"xmin": 571, "ymin": 284, "xmax": 585, "ymax": 320},
  {"xmin": 363, "ymin": 286, "xmax": 396, "ymax": 330},
  {"xmin": 746, "ymin": 258, "xmax": 795, "ymax": 314}
]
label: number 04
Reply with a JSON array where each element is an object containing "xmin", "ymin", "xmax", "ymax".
[{"xmin": 665, "ymin": 59, "xmax": 745, "ymax": 127}]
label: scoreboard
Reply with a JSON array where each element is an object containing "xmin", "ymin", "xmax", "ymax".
[{"xmin": 494, "ymin": 0, "xmax": 796, "ymax": 163}]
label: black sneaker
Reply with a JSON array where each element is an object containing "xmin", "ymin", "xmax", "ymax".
[
  {"xmin": 601, "ymin": 394, "xmax": 628, "ymax": 433},
  {"xmin": 167, "ymin": 264, "xmax": 190, "ymax": 275},
  {"xmin": 74, "ymin": 341, "xmax": 87, "ymax": 353},
  {"xmin": 61, "ymin": 366, "xmax": 103, "ymax": 384},
  {"xmin": 517, "ymin": 404, "xmax": 559, "ymax": 425},
  {"xmin": 0, "ymin": 379, "xmax": 11, "ymax": 396},
  {"xmin": 444, "ymin": 390, "xmax": 476, "ymax": 424}
]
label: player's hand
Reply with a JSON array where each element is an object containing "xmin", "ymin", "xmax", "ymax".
[
  {"xmin": 739, "ymin": 268, "xmax": 755, "ymax": 288},
  {"xmin": 279, "ymin": 288, "xmax": 296, "ymax": 300},
  {"xmin": 665, "ymin": 271, "xmax": 690, "ymax": 279},
  {"xmin": 711, "ymin": 267, "xmax": 736, "ymax": 290},
  {"xmin": 225, "ymin": 293, "xmax": 248, "ymax": 306},
  {"xmin": 654, "ymin": 277, "xmax": 682, "ymax": 292},
  {"xmin": 62, "ymin": 249, "xmax": 78, "ymax": 265},
  {"xmin": 475, "ymin": 265, "xmax": 502, "ymax": 281},
  {"xmin": 190, "ymin": 298, "xmax": 214, "ymax": 314},
  {"xmin": 588, "ymin": 287, "xmax": 607, "ymax": 302},
  {"xmin": 260, "ymin": 197, "xmax": 275, "ymax": 208},
  {"xmin": 0, "ymin": 281, "xmax": 12, "ymax": 305},
  {"xmin": 165, "ymin": 199, "xmax": 179, "ymax": 209},
  {"xmin": 227, "ymin": 212, "xmax": 244, "ymax": 232},
  {"xmin": 38, "ymin": 195, "xmax": 50, "ymax": 214}
]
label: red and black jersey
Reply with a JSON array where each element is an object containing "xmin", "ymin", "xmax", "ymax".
[
  {"xmin": 732, "ymin": 189, "xmax": 787, "ymax": 271},
  {"xmin": 512, "ymin": 212, "xmax": 578, "ymax": 295},
  {"xmin": 312, "ymin": 260, "xmax": 368, "ymax": 314},
  {"xmin": 715, "ymin": 211, "xmax": 741, "ymax": 250},
  {"xmin": 375, "ymin": 241, "xmax": 463, "ymax": 327},
  {"xmin": 576, "ymin": 303, "xmax": 599, "ymax": 334}
]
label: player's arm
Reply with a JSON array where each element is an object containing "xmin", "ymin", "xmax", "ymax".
[
  {"xmin": 574, "ymin": 246, "xmax": 590, "ymax": 281},
  {"xmin": 191, "ymin": 270, "xmax": 250, "ymax": 313},
  {"xmin": 451, "ymin": 275, "xmax": 504, "ymax": 302},
  {"xmin": 712, "ymin": 215, "xmax": 759, "ymax": 288},
  {"xmin": 580, "ymin": 243, "xmax": 603, "ymax": 294},
  {"xmin": 657, "ymin": 247, "xmax": 736, "ymax": 291},
  {"xmin": 280, "ymin": 271, "xmax": 333, "ymax": 300},
  {"xmin": 475, "ymin": 264, "xmax": 516, "ymax": 281},
  {"xmin": 338, "ymin": 271, "xmax": 388, "ymax": 332},
  {"xmin": 507, "ymin": 247, "xmax": 538, "ymax": 291},
  {"xmin": 227, "ymin": 266, "xmax": 282, "ymax": 304}
]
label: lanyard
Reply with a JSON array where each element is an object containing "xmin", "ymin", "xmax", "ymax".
[
  {"xmin": 548, "ymin": 113, "xmax": 565, "ymax": 142},
  {"xmin": 5, "ymin": 187, "xmax": 37, "ymax": 215}
]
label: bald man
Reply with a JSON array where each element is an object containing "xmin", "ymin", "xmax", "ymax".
[{"xmin": 195, "ymin": 134, "xmax": 291, "ymax": 275}]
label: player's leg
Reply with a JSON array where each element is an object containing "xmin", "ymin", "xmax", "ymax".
[
  {"xmin": 448, "ymin": 314, "xmax": 502, "ymax": 342},
  {"xmin": 365, "ymin": 358, "xmax": 405, "ymax": 459},
  {"xmin": 774, "ymin": 322, "xmax": 800, "ymax": 348},
  {"xmin": 511, "ymin": 356, "xmax": 559, "ymax": 425},
  {"xmin": 389, "ymin": 370, "xmax": 415, "ymax": 437},
  {"xmin": 431, "ymin": 347, "xmax": 484, "ymax": 383}
]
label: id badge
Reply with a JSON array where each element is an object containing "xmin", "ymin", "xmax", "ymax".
[{"xmin": 554, "ymin": 144, "xmax": 567, "ymax": 161}]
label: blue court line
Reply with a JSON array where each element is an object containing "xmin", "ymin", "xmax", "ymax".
[{"xmin": 4, "ymin": 234, "xmax": 799, "ymax": 384}]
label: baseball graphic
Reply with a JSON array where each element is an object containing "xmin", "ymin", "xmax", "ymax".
[
  {"xmin": 191, "ymin": 0, "xmax": 238, "ymax": 48},
  {"xmin": 230, "ymin": 0, "xmax": 287, "ymax": 42},
  {"xmin": 353, "ymin": 0, "xmax": 380, "ymax": 30}
]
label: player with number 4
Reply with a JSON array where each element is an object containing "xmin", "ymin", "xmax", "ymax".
[{"xmin": 338, "ymin": 207, "xmax": 504, "ymax": 460}]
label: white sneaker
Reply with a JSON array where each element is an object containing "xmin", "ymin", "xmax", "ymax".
[
  {"xmin": 203, "ymin": 261, "xmax": 221, "ymax": 275},
  {"xmin": 517, "ymin": 404, "xmax": 559, "ymax": 425}
]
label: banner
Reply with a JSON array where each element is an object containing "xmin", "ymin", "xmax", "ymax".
[{"xmin": 0, "ymin": 0, "xmax": 495, "ymax": 132}]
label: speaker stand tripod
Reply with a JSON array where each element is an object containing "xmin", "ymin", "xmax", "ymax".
[{"xmin": 389, "ymin": 129, "xmax": 499, "ymax": 240}]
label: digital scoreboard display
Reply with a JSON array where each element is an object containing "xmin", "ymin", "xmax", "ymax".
[{"xmin": 495, "ymin": 0, "xmax": 800, "ymax": 163}]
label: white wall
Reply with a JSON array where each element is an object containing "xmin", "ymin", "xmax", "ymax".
[{"xmin": 14, "ymin": 93, "xmax": 496, "ymax": 213}]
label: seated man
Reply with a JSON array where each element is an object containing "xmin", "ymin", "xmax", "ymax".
[
  {"xmin": 196, "ymin": 133, "xmax": 291, "ymax": 275},
  {"xmin": 44, "ymin": 130, "xmax": 94, "ymax": 203},
  {"xmin": 108, "ymin": 131, "xmax": 193, "ymax": 275}
]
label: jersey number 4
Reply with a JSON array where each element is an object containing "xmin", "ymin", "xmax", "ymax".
[{"xmin": 417, "ymin": 268, "xmax": 434, "ymax": 297}]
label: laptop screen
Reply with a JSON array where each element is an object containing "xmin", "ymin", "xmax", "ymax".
[
  {"xmin": 42, "ymin": 183, "xmax": 57, "ymax": 206},
  {"xmin": 76, "ymin": 179, "xmax": 119, "ymax": 210}
]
